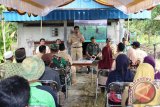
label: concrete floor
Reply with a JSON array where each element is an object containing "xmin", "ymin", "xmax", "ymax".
[{"xmin": 63, "ymin": 71, "xmax": 105, "ymax": 107}]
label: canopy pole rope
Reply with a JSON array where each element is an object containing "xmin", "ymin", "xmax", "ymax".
[
  {"xmin": 1, "ymin": 14, "xmax": 6, "ymax": 53},
  {"xmin": 40, "ymin": 16, "xmax": 43, "ymax": 36},
  {"xmin": 127, "ymin": 16, "xmax": 130, "ymax": 42}
]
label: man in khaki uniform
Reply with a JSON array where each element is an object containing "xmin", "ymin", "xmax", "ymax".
[
  {"xmin": 58, "ymin": 43, "xmax": 77, "ymax": 84},
  {"xmin": 68, "ymin": 26, "xmax": 85, "ymax": 61}
]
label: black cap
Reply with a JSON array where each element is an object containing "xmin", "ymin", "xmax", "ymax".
[{"xmin": 90, "ymin": 36, "xmax": 95, "ymax": 40}]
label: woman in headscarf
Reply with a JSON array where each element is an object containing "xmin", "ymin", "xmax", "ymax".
[
  {"xmin": 143, "ymin": 56, "xmax": 160, "ymax": 80},
  {"xmin": 106, "ymin": 54, "xmax": 134, "ymax": 87},
  {"xmin": 133, "ymin": 63, "xmax": 160, "ymax": 107}
]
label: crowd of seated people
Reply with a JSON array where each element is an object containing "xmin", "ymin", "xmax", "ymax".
[
  {"xmin": 0, "ymin": 36, "xmax": 160, "ymax": 107},
  {"xmin": 0, "ymin": 39, "xmax": 74, "ymax": 107}
]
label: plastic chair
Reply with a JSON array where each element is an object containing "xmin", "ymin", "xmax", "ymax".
[
  {"xmin": 95, "ymin": 69, "xmax": 109, "ymax": 105},
  {"xmin": 106, "ymin": 82, "xmax": 131, "ymax": 107},
  {"xmin": 38, "ymin": 80, "xmax": 59, "ymax": 91}
]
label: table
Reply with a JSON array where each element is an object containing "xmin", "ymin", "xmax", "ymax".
[{"xmin": 72, "ymin": 60, "xmax": 99, "ymax": 82}]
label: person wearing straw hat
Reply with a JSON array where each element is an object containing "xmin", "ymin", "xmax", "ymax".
[{"xmin": 1, "ymin": 56, "xmax": 56, "ymax": 107}]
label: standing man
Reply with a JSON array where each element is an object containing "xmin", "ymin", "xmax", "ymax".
[
  {"xmin": 36, "ymin": 38, "xmax": 50, "ymax": 54},
  {"xmin": 68, "ymin": 26, "xmax": 85, "ymax": 61}
]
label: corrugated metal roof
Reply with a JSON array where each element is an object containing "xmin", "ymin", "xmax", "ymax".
[
  {"xmin": 4, "ymin": 8, "xmax": 129, "ymax": 22},
  {"xmin": 3, "ymin": 0, "xmax": 151, "ymax": 22}
]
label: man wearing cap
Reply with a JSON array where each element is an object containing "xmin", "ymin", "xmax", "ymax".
[
  {"xmin": 49, "ymin": 43, "xmax": 67, "ymax": 68},
  {"xmin": 86, "ymin": 37, "xmax": 101, "ymax": 60},
  {"xmin": 0, "ymin": 51, "xmax": 14, "ymax": 78},
  {"xmin": 3, "ymin": 51, "xmax": 14, "ymax": 62},
  {"xmin": 98, "ymin": 38, "xmax": 113, "ymax": 69},
  {"xmin": 68, "ymin": 26, "xmax": 85, "ymax": 61},
  {"xmin": 15, "ymin": 48, "xmax": 26, "ymax": 63},
  {"xmin": 86, "ymin": 37, "xmax": 101, "ymax": 73},
  {"xmin": 58, "ymin": 43, "xmax": 77, "ymax": 84},
  {"xmin": 35, "ymin": 38, "xmax": 50, "ymax": 54}
]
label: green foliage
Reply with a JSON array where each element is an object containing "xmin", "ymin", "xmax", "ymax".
[
  {"xmin": 0, "ymin": 5, "xmax": 17, "ymax": 62},
  {"xmin": 125, "ymin": 5, "xmax": 160, "ymax": 44}
]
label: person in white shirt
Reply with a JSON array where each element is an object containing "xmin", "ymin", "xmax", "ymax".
[
  {"xmin": 36, "ymin": 38, "xmax": 50, "ymax": 54},
  {"xmin": 133, "ymin": 41, "xmax": 147, "ymax": 63},
  {"xmin": 127, "ymin": 41, "xmax": 147, "ymax": 66}
]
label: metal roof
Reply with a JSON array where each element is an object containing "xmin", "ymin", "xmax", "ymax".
[
  {"xmin": 3, "ymin": 0, "xmax": 151, "ymax": 22},
  {"xmin": 3, "ymin": 8, "xmax": 129, "ymax": 22}
]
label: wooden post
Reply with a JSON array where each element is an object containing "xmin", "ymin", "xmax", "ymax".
[{"xmin": 64, "ymin": 21, "xmax": 67, "ymax": 48}]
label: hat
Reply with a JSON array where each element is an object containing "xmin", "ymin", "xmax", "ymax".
[
  {"xmin": 4, "ymin": 51, "xmax": 13, "ymax": 59},
  {"xmin": 50, "ymin": 43, "xmax": 59, "ymax": 50},
  {"xmin": 90, "ymin": 36, "xmax": 95, "ymax": 40},
  {"xmin": 20, "ymin": 56, "xmax": 45, "ymax": 81},
  {"xmin": 15, "ymin": 48, "xmax": 26, "ymax": 60}
]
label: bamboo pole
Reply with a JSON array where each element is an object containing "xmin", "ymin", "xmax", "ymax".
[
  {"xmin": 40, "ymin": 16, "xmax": 43, "ymax": 36},
  {"xmin": 1, "ymin": 14, "xmax": 6, "ymax": 53}
]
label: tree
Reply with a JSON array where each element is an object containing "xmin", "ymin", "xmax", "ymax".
[
  {"xmin": 125, "ymin": 5, "xmax": 160, "ymax": 44},
  {"xmin": 0, "ymin": 5, "xmax": 17, "ymax": 62}
]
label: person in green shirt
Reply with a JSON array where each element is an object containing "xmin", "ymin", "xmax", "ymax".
[
  {"xmin": 86, "ymin": 37, "xmax": 101, "ymax": 60},
  {"xmin": 86, "ymin": 37, "xmax": 101, "ymax": 73}
]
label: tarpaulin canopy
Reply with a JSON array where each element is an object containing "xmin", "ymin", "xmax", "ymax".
[
  {"xmin": 0, "ymin": 0, "xmax": 74, "ymax": 16},
  {"xmin": 95, "ymin": 0, "xmax": 160, "ymax": 13}
]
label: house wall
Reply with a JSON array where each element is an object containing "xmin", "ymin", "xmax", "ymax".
[{"xmin": 17, "ymin": 20, "xmax": 124, "ymax": 56}]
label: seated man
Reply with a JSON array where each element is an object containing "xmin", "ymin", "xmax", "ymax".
[
  {"xmin": 15, "ymin": 47, "xmax": 26, "ymax": 63},
  {"xmin": 58, "ymin": 43, "xmax": 77, "ymax": 84},
  {"xmin": 1, "ymin": 56, "xmax": 56, "ymax": 107},
  {"xmin": 36, "ymin": 38, "xmax": 50, "ymax": 54},
  {"xmin": 0, "ymin": 75, "xmax": 30, "ymax": 107},
  {"xmin": 111, "ymin": 42, "xmax": 125, "ymax": 70},
  {"xmin": 86, "ymin": 37, "xmax": 101, "ymax": 73},
  {"xmin": 49, "ymin": 43, "xmax": 67, "ymax": 69},
  {"xmin": 40, "ymin": 54, "xmax": 61, "ymax": 89},
  {"xmin": 36, "ymin": 45, "xmax": 46, "ymax": 58}
]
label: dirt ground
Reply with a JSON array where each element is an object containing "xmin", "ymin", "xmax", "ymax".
[{"xmin": 63, "ymin": 71, "xmax": 105, "ymax": 107}]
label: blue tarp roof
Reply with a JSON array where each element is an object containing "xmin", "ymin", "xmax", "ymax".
[
  {"xmin": 3, "ymin": 0, "xmax": 151, "ymax": 22},
  {"xmin": 3, "ymin": 9, "xmax": 151, "ymax": 22},
  {"xmin": 3, "ymin": 9, "xmax": 128, "ymax": 21}
]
